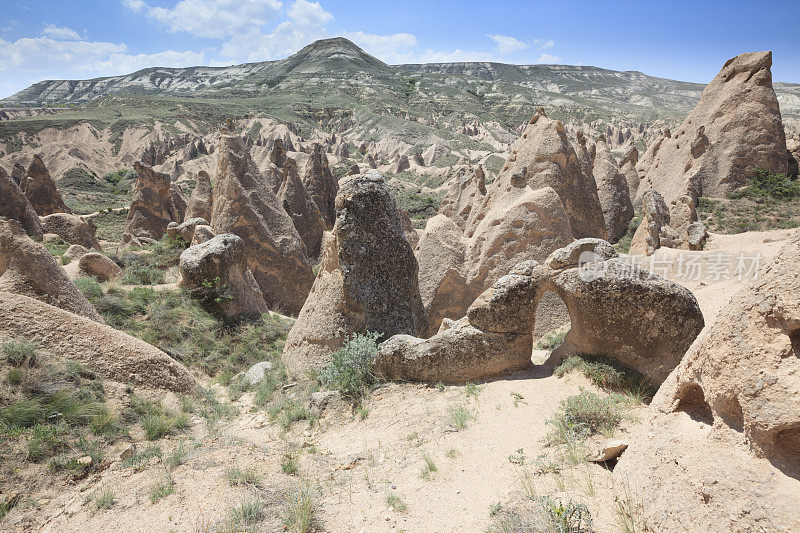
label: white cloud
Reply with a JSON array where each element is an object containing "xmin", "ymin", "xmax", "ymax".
[
  {"xmin": 288, "ymin": 0, "xmax": 332, "ymax": 27},
  {"xmin": 487, "ymin": 34, "xmax": 528, "ymax": 55},
  {"xmin": 122, "ymin": 0, "xmax": 146, "ymax": 12},
  {"xmin": 534, "ymin": 38, "xmax": 555, "ymax": 49},
  {"xmin": 536, "ymin": 53, "xmax": 561, "ymax": 64},
  {"xmin": 341, "ymin": 31, "xmax": 417, "ymax": 63},
  {"xmin": 141, "ymin": 0, "xmax": 284, "ymax": 39},
  {"xmin": 92, "ymin": 50, "xmax": 205, "ymax": 75},
  {"xmin": 42, "ymin": 25, "xmax": 81, "ymax": 41}
]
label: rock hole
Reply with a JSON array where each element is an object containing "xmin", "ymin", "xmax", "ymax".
[
  {"xmin": 675, "ymin": 383, "xmax": 714, "ymax": 425},
  {"xmin": 788, "ymin": 329, "xmax": 800, "ymax": 355},
  {"xmin": 717, "ymin": 395, "xmax": 744, "ymax": 432},
  {"xmin": 770, "ymin": 426, "xmax": 800, "ymax": 480},
  {"xmin": 531, "ymin": 291, "xmax": 570, "ymax": 366}
]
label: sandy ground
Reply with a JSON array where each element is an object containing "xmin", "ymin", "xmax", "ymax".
[{"xmin": 4, "ymin": 228, "xmax": 796, "ymax": 532}]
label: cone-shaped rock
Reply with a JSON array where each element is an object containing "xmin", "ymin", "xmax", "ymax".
[
  {"xmin": 184, "ymin": 170, "xmax": 213, "ymax": 222},
  {"xmin": 211, "ymin": 133, "xmax": 313, "ymax": 316},
  {"xmin": 0, "ymin": 166, "xmax": 43, "ymax": 240},
  {"xmin": 301, "ymin": 143, "xmax": 338, "ymax": 228},
  {"xmin": 593, "ymin": 136, "xmax": 634, "ymax": 242},
  {"xmin": 125, "ymin": 162, "xmax": 183, "ymax": 240},
  {"xmin": 21, "ymin": 155, "xmax": 71, "ymax": 216},
  {"xmin": 278, "ymin": 158, "xmax": 325, "ymax": 258}
]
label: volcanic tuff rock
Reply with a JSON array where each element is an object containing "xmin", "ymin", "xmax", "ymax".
[
  {"xmin": 381, "ymin": 239, "xmax": 703, "ymax": 384},
  {"xmin": 178, "ymin": 233, "xmax": 267, "ymax": 320},
  {"xmin": 0, "ymin": 292, "xmax": 195, "ymax": 392},
  {"xmin": 282, "ymin": 171, "xmax": 425, "ymax": 375},
  {"xmin": 125, "ymin": 162, "xmax": 184, "ymax": 240},
  {"xmin": 278, "ymin": 158, "xmax": 325, "ymax": 258},
  {"xmin": 592, "ymin": 136, "xmax": 634, "ymax": 242},
  {"xmin": 302, "ymin": 143, "xmax": 338, "ymax": 228},
  {"xmin": 211, "ymin": 132, "xmax": 313, "ymax": 316},
  {"xmin": 637, "ymin": 51, "xmax": 787, "ymax": 206},
  {"xmin": 485, "ymin": 108, "xmax": 605, "ymax": 240},
  {"xmin": 64, "ymin": 252, "xmax": 122, "ymax": 282},
  {"xmin": 0, "ymin": 218, "xmax": 103, "ymax": 322},
  {"xmin": 618, "ymin": 144, "xmax": 640, "ymax": 204},
  {"xmin": 40, "ymin": 212, "xmax": 102, "ymax": 250},
  {"xmin": 614, "ymin": 235, "xmax": 800, "ymax": 531},
  {"xmin": 0, "ymin": 166, "xmax": 43, "ymax": 240},
  {"xmin": 184, "ymin": 170, "xmax": 213, "ymax": 221},
  {"xmin": 20, "ymin": 155, "xmax": 71, "ymax": 216}
]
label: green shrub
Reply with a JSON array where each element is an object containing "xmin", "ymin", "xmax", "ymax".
[
  {"xmin": 226, "ymin": 465, "xmax": 262, "ymax": 487},
  {"xmin": 535, "ymin": 496, "xmax": 593, "ymax": 532},
  {"xmin": 2, "ymin": 340, "xmax": 37, "ymax": 367},
  {"xmin": 546, "ymin": 390, "xmax": 622, "ymax": 446},
  {"xmin": 74, "ymin": 276, "xmax": 103, "ymax": 300},
  {"xmin": 319, "ymin": 332, "xmax": 380, "ymax": 400},
  {"xmin": 554, "ymin": 354, "xmax": 654, "ymax": 402},
  {"xmin": 745, "ymin": 167, "xmax": 800, "ymax": 199},
  {"xmin": 121, "ymin": 263, "xmax": 165, "ymax": 285}
]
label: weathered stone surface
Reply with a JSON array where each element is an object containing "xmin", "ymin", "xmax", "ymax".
[
  {"xmin": 374, "ymin": 318, "xmax": 532, "ymax": 383},
  {"xmin": 637, "ymin": 51, "xmax": 787, "ymax": 205},
  {"xmin": 550, "ymin": 258, "xmax": 704, "ymax": 384},
  {"xmin": 167, "ymin": 217, "xmax": 208, "ymax": 244},
  {"xmin": 184, "ymin": 170, "xmax": 213, "ymax": 221},
  {"xmin": 544, "ymin": 238, "xmax": 618, "ymax": 270},
  {"xmin": 244, "ymin": 361, "xmax": 273, "ymax": 386},
  {"xmin": 0, "ymin": 291, "xmax": 195, "ymax": 392},
  {"xmin": 63, "ymin": 244, "xmax": 89, "ymax": 261},
  {"xmin": 437, "ymin": 166, "xmax": 486, "ymax": 231},
  {"xmin": 282, "ymin": 172, "xmax": 425, "ymax": 374},
  {"xmin": 629, "ymin": 189, "xmax": 673, "ymax": 255},
  {"xmin": 20, "ymin": 155, "xmax": 71, "ymax": 216},
  {"xmin": 178, "ymin": 233, "xmax": 268, "ymax": 320},
  {"xmin": 619, "ymin": 144, "xmax": 640, "ymax": 202},
  {"xmin": 487, "ymin": 108, "xmax": 606, "ymax": 239},
  {"xmin": 302, "ymin": 143, "xmax": 338, "ymax": 228},
  {"xmin": 125, "ymin": 162, "xmax": 183, "ymax": 240},
  {"xmin": 40, "ymin": 212, "xmax": 102, "ymax": 250},
  {"xmin": 211, "ymin": 133, "xmax": 313, "ymax": 316},
  {"xmin": 0, "ymin": 218, "xmax": 102, "ymax": 322},
  {"xmin": 593, "ymin": 136, "xmax": 634, "ymax": 242},
  {"xmin": 278, "ymin": 158, "xmax": 325, "ymax": 258},
  {"xmin": 190, "ymin": 224, "xmax": 215, "ymax": 245},
  {"xmin": 655, "ymin": 233, "xmax": 800, "ymax": 474},
  {"xmin": 72, "ymin": 252, "xmax": 122, "ymax": 282},
  {"xmin": 0, "ymin": 165, "xmax": 43, "ymax": 240}
]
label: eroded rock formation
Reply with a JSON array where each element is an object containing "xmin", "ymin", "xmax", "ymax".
[
  {"xmin": 125, "ymin": 162, "xmax": 184, "ymax": 240},
  {"xmin": 0, "ymin": 165, "xmax": 43, "ymax": 240},
  {"xmin": 20, "ymin": 155, "xmax": 70, "ymax": 216}
]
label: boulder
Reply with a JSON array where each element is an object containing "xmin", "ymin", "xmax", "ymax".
[
  {"xmin": 0, "ymin": 165, "xmax": 43, "ymax": 240},
  {"xmin": 166, "ymin": 217, "xmax": 209, "ymax": 244},
  {"xmin": 302, "ymin": 143, "xmax": 338, "ymax": 228},
  {"xmin": 71, "ymin": 252, "xmax": 122, "ymax": 282},
  {"xmin": 637, "ymin": 51, "xmax": 787, "ymax": 206},
  {"xmin": 244, "ymin": 361, "xmax": 273, "ymax": 386},
  {"xmin": 40, "ymin": 212, "xmax": 102, "ymax": 250},
  {"xmin": 178, "ymin": 233, "xmax": 268, "ymax": 320},
  {"xmin": 63, "ymin": 244, "xmax": 89, "ymax": 262},
  {"xmin": 278, "ymin": 159, "xmax": 325, "ymax": 258},
  {"xmin": 0, "ymin": 218, "xmax": 103, "ymax": 322},
  {"xmin": 629, "ymin": 189, "xmax": 674, "ymax": 255},
  {"xmin": 593, "ymin": 136, "xmax": 634, "ymax": 242},
  {"xmin": 211, "ymin": 133, "xmax": 313, "ymax": 316},
  {"xmin": 0, "ymin": 292, "xmax": 195, "ymax": 392},
  {"xmin": 374, "ymin": 318, "xmax": 532, "ymax": 383},
  {"xmin": 125, "ymin": 162, "xmax": 183, "ymax": 240},
  {"xmin": 191, "ymin": 224, "xmax": 215, "ymax": 245},
  {"xmin": 184, "ymin": 170, "xmax": 213, "ymax": 221},
  {"xmin": 20, "ymin": 155, "xmax": 71, "ymax": 216},
  {"xmin": 282, "ymin": 172, "xmax": 425, "ymax": 374}
]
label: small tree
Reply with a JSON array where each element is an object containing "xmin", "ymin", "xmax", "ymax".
[{"xmin": 319, "ymin": 332, "xmax": 381, "ymax": 401}]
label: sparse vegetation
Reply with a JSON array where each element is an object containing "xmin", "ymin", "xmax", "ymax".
[
  {"xmin": 545, "ymin": 389, "xmax": 622, "ymax": 447},
  {"xmin": 148, "ymin": 467, "xmax": 176, "ymax": 503},
  {"xmin": 319, "ymin": 332, "xmax": 380, "ymax": 401},
  {"xmin": 129, "ymin": 395, "xmax": 189, "ymax": 441},
  {"xmin": 226, "ymin": 465, "xmax": 262, "ymax": 487},
  {"xmin": 420, "ymin": 452, "xmax": 438, "ymax": 479},
  {"xmin": 447, "ymin": 403, "xmax": 475, "ymax": 430},
  {"xmin": 224, "ymin": 495, "xmax": 265, "ymax": 529},
  {"xmin": 386, "ymin": 492, "xmax": 407, "ymax": 512},
  {"xmin": 283, "ymin": 482, "xmax": 316, "ymax": 533},
  {"xmin": 537, "ymin": 331, "xmax": 567, "ymax": 351},
  {"xmin": 93, "ymin": 488, "xmax": 116, "ymax": 510},
  {"xmin": 615, "ymin": 212, "xmax": 643, "ymax": 253},
  {"xmin": 554, "ymin": 354, "xmax": 655, "ymax": 402}
]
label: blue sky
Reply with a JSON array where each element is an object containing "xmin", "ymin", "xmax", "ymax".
[{"xmin": 1, "ymin": 0, "xmax": 798, "ymax": 99}]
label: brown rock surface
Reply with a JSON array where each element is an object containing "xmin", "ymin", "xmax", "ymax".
[
  {"xmin": 178, "ymin": 233, "xmax": 268, "ymax": 320},
  {"xmin": 211, "ymin": 133, "xmax": 313, "ymax": 316},
  {"xmin": 0, "ymin": 165, "xmax": 43, "ymax": 240},
  {"xmin": 282, "ymin": 171, "xmax": 425, "ymax": 374},
  {"xmin": 619, "ymin": 144, "xmax": 640, "ymax": 202},
  {"xmin": 65, "ymin": 252, "xmax": 122, "ymax": 282},
  {"xmin": 0, "ymin": 218, "xmax": 102, "ymax": 322},
  {"xmin": 278, "ymin": 158, "xmax": 325, "ymax": 258},
  {"xmin": 184, "ymin": 170, "xmax": 213, "ymax": 221},
  {"xmin": 302, "ymin": 143, "xmax": 338, "ymax": 228},
  {"xmin": 125, "ymin": 162, "xmax": 183, "ymax": 240},
  {"xmin": 0, "ymin": 291, "xmax": 195, "ymax": 392},
  {"xmin": 637, "ymin": 51, "xmax": 787, "ymax": 205},
  {"xmin": 20, "ymin": 155, "xmax": 71, "ymax": 216},
  {"xmin": 593, "ymin": 136, "xmax": 634, "ymax": 242},
  {"xmin": 40, "ymin": 212, "xmax": 102, "ymax": 250}
]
